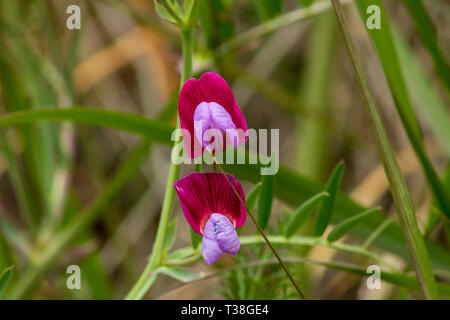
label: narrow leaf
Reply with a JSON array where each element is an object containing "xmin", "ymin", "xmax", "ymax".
[
  {"xmin": 189, "ymin": 228, "xmax": 202, "ymax": 250},
  {"xmin": 285, "ymin": 192, "xmax": 329, "ymax": 238},
  {"xmin": 314, "ymin": 161, "xmax": 344, "ymax": 236},
  {"xmin": 246, "ymin": 182, "xmax": 262, "ymax": 212},
  {"xmin": 0, "ymin": 266, "xmax": 13, "ymax": 299},
  {"xmin": 401, "ymin": 0, "xmax": 450, "ymax": 92},
  {"xmin": 154, "ymin": 0, "xmax": 178, "ymax": 24},
  {"xmin": 327, "ymin": 207, "xmax": 380, "ymax": 242},
  {"xmin": 257, "ymin": 174, "xmax": 274, "ymax": 230},
  {"xmin": 163, "ymin": 218, "xmax": 177, "ymax": 254},
  {"xmin": 158, "ymin": 266, "xmax": 202, "ymax": 282}
]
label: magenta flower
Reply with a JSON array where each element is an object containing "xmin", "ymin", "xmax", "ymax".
[
  {"xmin": 174, "ymin": 172, "xmax": 247, "ymax": 265},
  {"xmin": 178, "ymin": 72, "xmax": 248, "ymax": 158}
]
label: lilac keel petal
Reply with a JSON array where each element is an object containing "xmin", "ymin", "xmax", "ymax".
[
  {"xmin": 208, "ymin": 102, "xmax": 237, "ymax": 134},
  {"xmin": 202, "ymin": 213, "xmax": 240, "ymax": 266},
  {"xmin": 202, "ymin": 236, "xmax": 223, "ymax": 265},
  {"xmin": 193, "ymin": 102, "xmax": 211, "ymax": 148}
]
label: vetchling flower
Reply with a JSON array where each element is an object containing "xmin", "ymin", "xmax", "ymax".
[
  {"xmin": 174, "ymin": 172, "xmax": 247, "ymax": 265},
  {"xmin": 178, "ymin": 72, "xmax": 248, "ymax": 158}
]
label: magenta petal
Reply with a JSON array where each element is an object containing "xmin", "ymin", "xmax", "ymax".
[
  {"xmin": 174, "ymin": 172, "xmax": 247, "ymax": 235},
  {"xmin": 178, "ymin": 72, "xmax": 248, "ymax": 158}
]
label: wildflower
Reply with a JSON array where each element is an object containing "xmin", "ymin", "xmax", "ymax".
[
  {"xmin": 174, "ymin": 172, "xmax": 247, "ymax": 265},
  {"xmin": 178, "ymin": 72, "xmax": 248, "ymax": 158}
]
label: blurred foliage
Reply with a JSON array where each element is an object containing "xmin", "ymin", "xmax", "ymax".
[{"xmin": 0, "ymin": 0, "xmax": 448, "ymax": 300}]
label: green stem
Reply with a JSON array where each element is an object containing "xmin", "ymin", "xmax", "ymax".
[
  {"xmin": 215, "ymin": 162, "xmax": 306, "ymax": 300},
  {"xmin": 125, "ymin": 27, "xmax": 194, "ymax": 300},
  {"xmin": 331, "ymin": 0, "xmax": 439, "ymax": 299},
  {"xmin": 217, "ymin": 0, "xmax": 351, "ymax": 55},
  {"xmin": 165, "ymin": 235, "xmax": 395, "ymax": 270}
]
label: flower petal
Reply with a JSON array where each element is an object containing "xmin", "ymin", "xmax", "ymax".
[
  {"xmin": 178, "ymin": 72, "xmax": 248, "ymax": 158},
  {"xmin": 202, "ymin": 235, "xmax": 223, "ymax": 265},
  {"xmin": 205, "ymin": 213, "xmax": 240, "ymax": 255},
  {"xmin": 174, "ymin": 172, "xmax": 247, "ymax": 234},
  {"xmin": 202, "ymin": 213, "xmax": 240, "ymax": 265}
]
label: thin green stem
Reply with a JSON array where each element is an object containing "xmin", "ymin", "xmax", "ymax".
[
  {"xmin": 331, "ymin": 0, "xmax": 439, "ymax": 299},
  {"xmin": 125, "ymin": 26, "xmax": 194, "ymax": 300},
  {"xmin": 217, "ymin": 0, "xmax": 351, "ymax": 56},
  {"xmin": 214, "ymin": 161, "xmax": 306, "ymax": 300},
  {"xmin": 164, "ymin": 235, "xmax": 396, "ymax": 271}
]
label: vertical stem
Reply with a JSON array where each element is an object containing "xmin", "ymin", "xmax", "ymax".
[
  {"xmin": 125, "ymin": 28, "xmax": 194, "ymax": 300},
  {"xmin": 331, "ymin": 0, "xmax": 438, "ymax": 299}
]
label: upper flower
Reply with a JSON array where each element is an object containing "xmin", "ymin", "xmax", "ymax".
[
  {"xmin": 178, "ymin": 72, "xmax": 248, "ymax": 158},
  {"xmin": 174, "ymin": 172, "xmax": 247, "ymax": 264}
]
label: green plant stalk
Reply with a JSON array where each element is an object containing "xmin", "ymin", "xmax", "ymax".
[
  {"xmin": 355, "ymin": 0, "xmax": 450, "ymax": 219},
  {"xmin": 331, "ymin": 0, "xmax": 438, "ymax": 299},
  {"xmin": 217, "ymin": 0, "xmax": 351, "ymax": 55},
  {"xmin": 125, "ymin": 27, "xmax": 194, "ymax": 300},
  {"xmin": 215, "ymin": 162, "xmax": 305, "ymax": 300}
]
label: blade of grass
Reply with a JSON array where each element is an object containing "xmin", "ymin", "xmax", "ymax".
[
  {"xmin": 356, "ymin": 0, "xmax": 450, "ymax": 218},
  {"xmin": 392, "ymin": 27, "xmax": 450, "ymax": 157},
  {"xmin": 401, "ymin": 0, "xmax": 450, "ymax": 93},
  {"xmin": 332, "ymin": 0, "xmax": 439, "ymax": 299},
  {"xmin": 0, "ymin": 108, "xmax": 173, "ymax": 144}
]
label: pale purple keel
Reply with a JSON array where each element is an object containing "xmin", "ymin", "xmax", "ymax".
[
  {"xmin": 202, "ymin": 213, "xmax": 240, "ymax": 265},
  {"xmin": 194, "ymin": 101, "xmax": 238, "ymax": 150}
]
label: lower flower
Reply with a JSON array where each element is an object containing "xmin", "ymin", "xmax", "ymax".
[{"xmin": 174, "ymin": 172, "xmax": 247, "ymax": 265}]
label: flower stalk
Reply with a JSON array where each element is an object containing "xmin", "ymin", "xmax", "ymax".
[{"xmin": 125, "ymin": 12, "xmax": 196, "ymax": 300}]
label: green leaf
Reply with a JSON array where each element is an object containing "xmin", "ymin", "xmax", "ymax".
[
  {"xmin": 401, "ymin": 0, "xmax": 450, "ymax": 92},
  {"xmin": 158, "ymin": 266, "xmax": 202, "ymax": 282},
  {"xmin": 327, "ymin": 207, "xmax": 380, "ymax": 242},
  {"xmin": 285, "ymin": 192, "xmax": 329, "ymax": 238},
  {"xmin": 251, "ymin": 0, "xmax": 282, "ymax": 21},
  {"xmin": 392, "ymin": 27, "xmax": 450, "ymax": 157},
  {"xmin": 163, "ymin": 218, "xmax": 177, "ymax": 254},
  {"xmin": 0, "ymin": 266, "xmax": 13, "ymax": 299},
  {"xmin": 257, "ymin": 174, "xmax": 274, "ymax": 230},
  {"xmin": 245, "ymin": 182, "xmax": 262, "ymax": 212},
  {"xmin": 189, "ymin": 228, "xmax": 202, "ymax": 250},
  {"xmin": 169, "ymin": 0, "xmax": 185, "ymax": 19},
  {"xmin": 314, "ymin": 161, "xmax": 344, "ymax": 236},
  {"xmin": 154, "ymin": 0, "xmax": 178, "ymax": 24},
  {"xmin": 0, "ymin": 108, "xmax": 173, "ymax": 145}
]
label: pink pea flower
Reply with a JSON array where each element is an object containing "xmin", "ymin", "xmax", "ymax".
[
  {"xmin": 174, "ymin": 172, "xmax": 247, "ymax": 265},
  {"xmin": 178, "ymin": 72, "xmax": 248, "ymax": 158}
]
